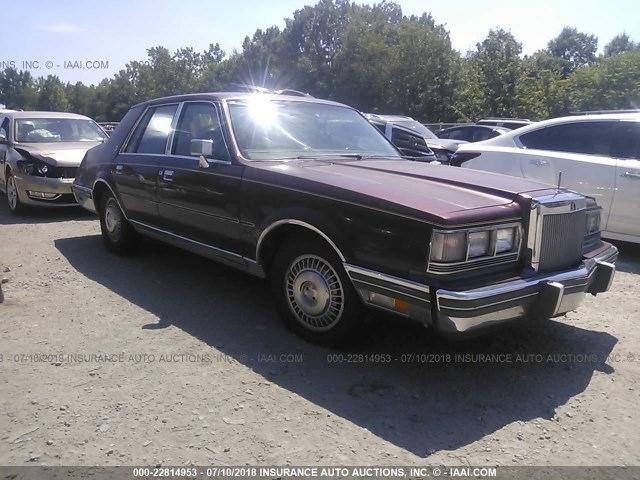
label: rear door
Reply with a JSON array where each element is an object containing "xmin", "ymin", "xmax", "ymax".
[
  {"xmin": 607, "ymin": 120, "xmax": 640, "ymax": 238},
  {"xmin": 517, "ymin": 121, "xmax": 618, "ymax": 214},
  {"xmin": 114, "ymin": 103, "xmax": 179, "ymax": 226}
]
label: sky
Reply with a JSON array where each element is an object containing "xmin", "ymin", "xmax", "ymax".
[{"xmin": 2, "ymin": 0, "xmax": 640, "ymax": 86}]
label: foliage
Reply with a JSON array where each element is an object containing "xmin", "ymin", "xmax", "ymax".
[{"xmin": 0, "ymin": 1, "xmax": 637, "ymax": 123}]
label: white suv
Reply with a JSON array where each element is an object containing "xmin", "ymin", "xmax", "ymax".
[{"xmin": 452, "ymin": 113, "xmax": 640, "ymax": 243}]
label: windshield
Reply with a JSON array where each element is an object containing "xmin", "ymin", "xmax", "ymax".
[
  {"xmin": 15, "ymin": 118, "xmax": 108, "ymax": 143},
  {"xmin": 393, "ymin": 120, "xmax": 438, "ymax": 139},
  {"xmin": 227, "ymin": 98, "xmax": 401, "ymax": 161}
]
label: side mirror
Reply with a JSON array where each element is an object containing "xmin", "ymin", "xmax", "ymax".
[
  {"xmin": 0, "ymin": 129, "xmax": 7, "ymax": 143},
  {"xmin": 190, "ymin": 139, "xmax": 214, "ymax": 157}
]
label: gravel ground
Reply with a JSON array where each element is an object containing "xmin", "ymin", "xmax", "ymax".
[{"xmin": 1, "ymin": 201, "xmax": 639, "ymax": 467}]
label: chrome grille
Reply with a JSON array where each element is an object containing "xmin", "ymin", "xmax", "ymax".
[
  {"xmin": 538, "ymin": 209, "xmax": 586, "ymax": 272},
  {"xmin": 528, "ymin": 192, "xmax": 587, "ymax": 273}
]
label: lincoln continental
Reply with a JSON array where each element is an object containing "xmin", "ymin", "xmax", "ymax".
[{"xmin": 72, "ymin": 93, "xmax": 617, "ymax": 344}]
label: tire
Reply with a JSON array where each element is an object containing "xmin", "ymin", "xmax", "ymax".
[
  {"xmin": 99, "ymin": 192, "xmax": 140, "ymax": 254},
  {"xmin": 271, "ymin": 238, "xmax": 363, "ymax": 346},
  {"xmin": 6, "ymin": 171, "xmax": 25, "ymax": 215}
]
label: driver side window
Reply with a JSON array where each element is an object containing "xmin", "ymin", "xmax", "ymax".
[{"xmin": 171, "ymin": 102, "xmax": 230, "ymax": 161}]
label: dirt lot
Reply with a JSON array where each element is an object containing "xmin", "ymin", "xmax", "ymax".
[{"xmin": 1, "ymin": 201, "xmax": 639, "ymax": 467}]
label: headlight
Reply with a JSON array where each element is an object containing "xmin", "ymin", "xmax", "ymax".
[
  {"xmin": 585, "ymin": 209, "xmax": 601, "ymax": 235},
  {"xmin": 468, "ymin": 231, "xmax": 491, "ymax": 258},
  {"xmin": 429, "ymin": 223, "xmax": 521, "ymax": 273},
  {"xmin": 430, "ymin": 232, "xmax": 466, "ymax": 262},
  {"xmin": 18, "ymin": 162, "xmax": 35, "ymax": 175},
  {"xmin": 496, "ymin": 227, "xmax": 517, "ymax": 253}
]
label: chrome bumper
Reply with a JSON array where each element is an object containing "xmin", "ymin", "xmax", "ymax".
[
  {"xmin": 71, "ymin": 183, "xmax": 98, "ymax": 214},
  {"xmin": 345, "ymin": 242, "xmax": 618, "ymax": 337}
]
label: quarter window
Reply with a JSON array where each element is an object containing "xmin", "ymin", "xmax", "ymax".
[
  {"xmin": 171, "ymin": 103, "xmax": 229, "ymax": 160},
  {"xmin": 519, "ymin": 121, "xmax": 616, "ymax": 156},
  {"xmin": 125, "ymin": 104, "xmax": 178, "ymax": 154}
]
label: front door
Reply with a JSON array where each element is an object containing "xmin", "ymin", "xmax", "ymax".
[{"xmin": 157, "ymin": 101, "xmax": 244, "ymax": 254}]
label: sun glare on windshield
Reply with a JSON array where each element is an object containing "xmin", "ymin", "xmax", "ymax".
[{"xmin": 246, "ymin": 96, "xmax": 279, "ymax": 127}]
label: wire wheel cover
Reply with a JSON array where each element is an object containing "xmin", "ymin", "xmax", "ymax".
[{"xmin": 286, "ymin": 254, "xmax": 344, "ymax": 330}]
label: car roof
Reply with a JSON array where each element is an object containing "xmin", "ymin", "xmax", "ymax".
[
  {"xmin": 458, "ymin": 112, "xmax": 640, "ymax": 149},
  {"xmin": 133, "ymin": 92, "xmax": 350, "ymax": 109},
  {"xmin": 2, "ymin": 111, "xmax": 93, "ymax": 120}
]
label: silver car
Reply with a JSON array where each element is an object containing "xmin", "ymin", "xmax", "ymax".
[{"xmin": 0, "ymin": 111, "xmax": 108, "ymax": 214}]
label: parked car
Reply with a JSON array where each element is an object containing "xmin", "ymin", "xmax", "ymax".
[
  {"xmin": 72, "ymin": 93, "xmax": 617, "ymax": 345},
  {"xmin": 477, "ymin": 118, "xmax": 534, "ymax": 130},
  {"xmin": 437, "ymin": 125, "xmax": 511, "ymax": 143},
  {"xmin": 0, "ymin": 111, "xmax": 109, "ymax": 214},
  {"xmin": 98, "ymin": 122, "xmax": 120, "ymax": 136},
  {"xmin": 365, "ymin": 114, "xmax": 463, "ymax": 164},
  {"xmin": 452, "ymin": 112, "xmax": 640, "ymax": 244}
]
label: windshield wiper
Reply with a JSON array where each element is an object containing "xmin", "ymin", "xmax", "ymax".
[{"xmin": 294, "ymin": 154, "xmax": 363, "ymax": 160}]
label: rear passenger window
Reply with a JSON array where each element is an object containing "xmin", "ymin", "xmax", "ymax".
[
  {"xmin": 519, "ymin": 121, "xmax": 616, "ymax": 156},
  {"xmin": 125, "ymin": 104, "xmax": 178, "ymax": 154},
  {"xmin": 611, "ymin": 122, "xmax": 640, "ymax": 160}
]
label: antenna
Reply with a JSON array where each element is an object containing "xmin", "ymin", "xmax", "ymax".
[{"xmin": 557, "ymin": 171, "xmax": 562, "ymax": 191}]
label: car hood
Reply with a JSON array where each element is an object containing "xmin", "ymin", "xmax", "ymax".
[
  {"xmin": 250, "ymin": 158, "xmax": 557, "ymax": 225},
  {"xmin": 14, "ymin": 142, "xmax": 102, "ymax": 167}
]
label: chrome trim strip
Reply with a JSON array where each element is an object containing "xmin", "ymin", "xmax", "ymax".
[
  {"xmin": 130, "ymin": 220, "xmax": 245, "ymax": 261},
  {"xmin": 256, "ymin": 219, "xmax": 347, "ymax": 262},
  {"xmin": 169, "ymin": 155, "xmax": 232, "ymax": 166},
  {"xmin": 155, "ymin": 199, "xmax": 240, "ymax": 224},
  {"xmin": 72, "ymin": 184, "xmax": 93, "ymax": 195},
  {"xmin": 343, "ymin": 264, "xmax": 430, "ymax": 295},
  {"xmin": 350, "ymin": 278, "xmax": 429, "ymax": 304}
]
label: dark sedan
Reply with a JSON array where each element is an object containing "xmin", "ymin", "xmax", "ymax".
[
  {"xmin": 437, "ymin": 125, "xmax": 511, "ymax": 143},
  {"xmin": 72, "ymin": 93, "xmax": 617, "ymax": 345}
]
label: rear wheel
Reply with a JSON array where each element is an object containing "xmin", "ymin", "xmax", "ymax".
[
  {"xmin": 99, "ymin": 192, "xmax": 140, "ymax": 254},
  {"xmin": 6, "ymin": 171, "xmax": 25, "ymax": 215},
  {"xmin": 271, "ymin": 238, "xmax": 363, "ymax": 345}
]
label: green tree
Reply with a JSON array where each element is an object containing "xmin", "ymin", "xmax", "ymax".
[
  {"xmin": 571, "ymin": 48, "xmax": 640, "ymax": 111},
  {"xmin": 36, "ymin": 75, "xmax": 69, "ymax": 111},
  {"xmin": 462, "ymin": 28, "xmax": 523, "ymax": 119},
  {"xmin": 547, "ymin": 27, "xmax": 598, "ymax": 77},
  {"xmin": 604, "ymin": 33, "xmax": 637, "ymax": 57}
]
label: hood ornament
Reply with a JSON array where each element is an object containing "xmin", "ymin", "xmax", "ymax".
[{"xmin": 556, "ymin": 171, "xmax": 563, "ymax": 191}]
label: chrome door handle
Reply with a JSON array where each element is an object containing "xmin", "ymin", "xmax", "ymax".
[
  {"xmin": 162, "ymin": 170, "xmax": 174, "ymax": 182},
  {"xmin": 529, "ymin": 159, "xmax": 549, "ymax": 166},
  {"xmin": 115, "ymin": 165, "xmax": 123, "ymax": 174},
  {"xmin": 622, "ymin": 171, "xmax": 640, "ymax": 179}
]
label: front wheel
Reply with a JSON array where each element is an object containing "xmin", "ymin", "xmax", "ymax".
[
  {"xmin": 6, "ymin": 171, "xmax": 25, "ymax": 215},
  {"xmin": 271, "ymin": 238, "xmax": 363, "ymax": 345},
  {"xmin": 99, "ymin": 192, "xmax": 140, "ymax": 254}
]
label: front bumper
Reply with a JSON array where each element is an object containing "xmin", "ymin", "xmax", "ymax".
[
  {"xmin": 345, "ymin": 242, "xmax": 618, "ymax": 337},
  {"xmin": 71, "ymin": 183, "xmax": 98, "ymax": 214},
  {"xmin": 14, "ymin": 174, "xmax": 78, "ymax": 207}
]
